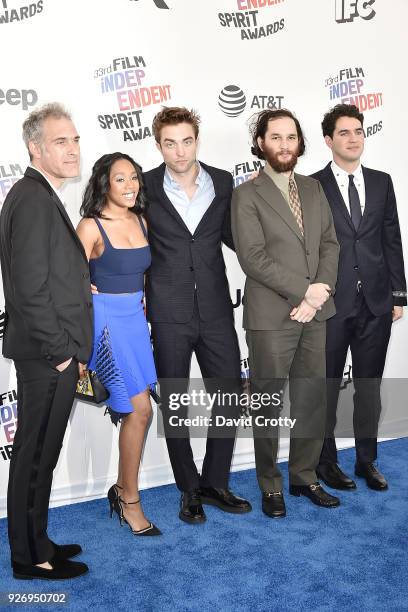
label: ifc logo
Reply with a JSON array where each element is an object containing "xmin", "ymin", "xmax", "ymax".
[{"xmin": 218, "ymin": 85, "xmax": 246, "ymax": 117}]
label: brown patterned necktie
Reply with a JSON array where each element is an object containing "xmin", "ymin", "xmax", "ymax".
[{"xmin": 288, "ymin": 177, "xmax": 304, "ymax": 236}]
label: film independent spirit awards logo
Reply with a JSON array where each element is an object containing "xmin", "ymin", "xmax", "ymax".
[{"xmin": 0, "ymin": 0, "xmax": 44, "ymax": 24}]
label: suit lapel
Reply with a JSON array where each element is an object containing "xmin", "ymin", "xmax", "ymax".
[
  {"xmin": 359, "ymin": 166, "xmax": 373, "ymax": 231},
  {"xmin": 255, "ymin": 171, "xmax": 304, "ymax": 243},
  {"xmin": 152, "ymin": 164, "xmax": 192, "ymax": 235},
  {"xmin": 295, "ymin": 174, "xmax": 315, "ymax": 250},
  {"xmin": 320, "ymin": 163, "xmax": 355, "ymax": 232},
  {"xmin": 25, "ymin": 168, "xmax": 88, "ymax": 262},
  {"xmin": 192, "ymin": 162, "xmax": 220, "ymax": 237}
]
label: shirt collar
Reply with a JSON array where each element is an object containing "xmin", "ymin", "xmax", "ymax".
[
  {"xmin": 264, "ymin": 162, "xmax": 294, "ymax": 188},
  {"xmin": 331, "ymin": 160, "xmax": 363, "ymax": 182},
  {"xmin": 30, "ymin": 165, "xmax": 65, "ymax": 202},
  {"xmin": 164, "ymin": 161, "xmax": 204, "ymax": 189}
]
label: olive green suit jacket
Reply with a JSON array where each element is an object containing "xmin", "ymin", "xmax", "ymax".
[{"xmin": 231, "ymin": 170, "xmax": 339, "ymax": 330}]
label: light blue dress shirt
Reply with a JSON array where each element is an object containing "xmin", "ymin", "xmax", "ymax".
[{"xmin": 163, "ymin": 162, "xmax": 215, "ymax": 234}]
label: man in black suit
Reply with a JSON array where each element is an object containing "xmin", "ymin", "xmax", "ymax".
[
  {"xmin": 0, "ymin": 103, "xmax": 93, "ymax": 579},
  {"xmin": 144, "ymin": 106, "xmax": 251, "ymax": 523},
  {"xmin": 312, "ymin": 104, "xmax": 406, "ymax": 491}
]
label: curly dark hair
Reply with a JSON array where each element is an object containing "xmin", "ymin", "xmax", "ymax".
[
  {"xmin": 80, "ymin": 152, "xmax": 146, "ymax": 218},
  {"xmin": 322, "ymin": 104, "xmax": 364, "ymax": 138},
  {"xmin": 250, "ymin": 109, "xmax": 306, "ymax": 160}
]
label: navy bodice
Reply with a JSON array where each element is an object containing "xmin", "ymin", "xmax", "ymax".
[{"xmin": 89, "ymin": 216, "xmax": 151, "ymax": 293}]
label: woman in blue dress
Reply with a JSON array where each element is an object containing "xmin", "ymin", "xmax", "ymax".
[{"xmin": 77, "ymin": 152, "xmax": 160, "ymax": 536}]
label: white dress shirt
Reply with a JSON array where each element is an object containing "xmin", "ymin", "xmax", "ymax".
[
  {"xmin": 163, "ymin": 162, "xmax": 215, "ymax": 234},
  {"xmin": 330, "ymin": 160, "xmax": 365, "ymax": 216}
]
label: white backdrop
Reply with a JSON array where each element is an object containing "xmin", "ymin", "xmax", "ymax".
[{"xmin": 0, "ymin": 0, "xmax": 407, "ymax": 516}]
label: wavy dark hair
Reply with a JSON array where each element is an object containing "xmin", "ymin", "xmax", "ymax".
[
  {"xmin": 80, "ymin": 152, "xmax": 146, "ymax": 218},
  {"xmin": 321, "ymin": 104, "xmax": 364, "ymax": 138},
  {"xmin": 250, "ymin": 109, "xmax": 306, "ymax": 160}
]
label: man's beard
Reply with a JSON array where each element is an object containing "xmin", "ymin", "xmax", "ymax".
[{"xmin": 264, "ymin": 147, "xmax": 299, "ymax": 173}]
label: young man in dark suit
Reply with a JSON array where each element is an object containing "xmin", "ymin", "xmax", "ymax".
[
  {"xmin": 0, "ymin": 103, "xmax": 93, "ymax": 579},
  {"xmin": 312, "ymin": 104, "xmax": 406, "ymax": 491},
  {"xmin": 144, "ymin": 107, "xmax": 251, "ymax": 523}
]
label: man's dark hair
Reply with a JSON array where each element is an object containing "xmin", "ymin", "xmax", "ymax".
[
  {"xmin": 250, "ymin": 109, "xmax": 306, "ymax": 160},
  {"xmin": 322, "ymin": 104, "xmax": 364, "ymax": 138},
  {"xmin": 152, "ymin": 106, "xmax": 201, "ymax": 142},
  {"xmin": 80, "ymin": 152, "xmax": 146, "ymax": 218}
]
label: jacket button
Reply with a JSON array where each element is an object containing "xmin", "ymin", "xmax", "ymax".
[
  {"xmin": 306, "ymin": 276, "xmax": 310, "ymax": 280},
  {"xmin": 191, "ymin": 238, "xmax": 195, "ymax": 243},
  {"xmin": 190, "ymin": 266, "xmax": 194, "ymax": 272},
  {"xmin": 354, "ymin": 265, "xmax": 359, "ymax": 270},
  {"xmin": 306, "ymin": 250, "xmax": 310, "ymax": 255}
]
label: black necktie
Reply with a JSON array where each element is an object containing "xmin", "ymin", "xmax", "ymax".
[{"xmin": 348, "ymin": 174, "xmax": 362, "ymax": 231}]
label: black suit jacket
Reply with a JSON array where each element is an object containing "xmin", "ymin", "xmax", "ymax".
[
  {"xmin": 0, "ymin": 167, "xmax": 93, "ymax": 367},
  {"xmin": 311, "ymin": 163, "xmax": 407, "ymax": 317},
  {"xmin": 144, "ymin": 162, "xmax": 235, "ymax": 323}
]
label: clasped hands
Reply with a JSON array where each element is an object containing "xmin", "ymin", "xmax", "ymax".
[{"xmin": 290, "ymin": 283, "xmax": 331, "ymax": 324}]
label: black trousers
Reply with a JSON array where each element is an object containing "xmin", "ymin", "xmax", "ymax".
[
  {"xmin": 151, "ymin": 299, "xmax": 241, "ymax": 492},
  {"xmin": 8, "ymin": 358, "xmax": 78, "ymax": 565},
  {"xmin": 320, "ymin": 290, "xmax": 392, "ymax": 467}
]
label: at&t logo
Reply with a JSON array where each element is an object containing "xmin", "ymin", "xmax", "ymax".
[
  {"xmin": 218, "ymin": 84, "xmax": 284, "ymax": 118},
  {"xmin": 218, "ymin": 85, "xmax": 246, "ymax": 117},
  {"xmin": 335, "ymin": 0, "xmax": 376, "ymax": 23}
]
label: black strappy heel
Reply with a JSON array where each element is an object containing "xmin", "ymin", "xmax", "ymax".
[
  {"xmin": 107, "ymin": 483, "xmax": 123, "ymax": 518},
  {"xmin": 118, "ymin": 497, "xmax": 162, "ymax": 536}
]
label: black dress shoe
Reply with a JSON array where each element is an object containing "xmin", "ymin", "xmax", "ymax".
[
  {"xmin": 199, "ymin": 486, "xmax": 252, "ymax": 514},
  {"xmin": 262, "ymin": 491, "xmax": 286, "ymax": 518},
  {"xmin": 51, "ymin": 541, "xmax": 82, "ymax": 560},
  {"xmin": 355, "ymin": 462, "xmax": 388, "ymax": 490},
  {"xmin": 316, "ymin": 463, "xmax": 357, "ymax": 490},
  {"xmin": 289, "ymin": 482, "xmax": 340, "ymax": 507},
  {"xmin": 10, "ymin": 541, "xmax": 82, "ymax": 568},
  {"xmin": 179, "ymin": 490, "xmax": 206, "ymax": 524},
  {"xmin": 12, "ymin": 558, "xmax": 89, "ymax": 580}
]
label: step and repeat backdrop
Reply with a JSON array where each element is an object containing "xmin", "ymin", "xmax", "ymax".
[{"xmin": 0, "ymin": 0, "xmax": 407, "ymax": 516}]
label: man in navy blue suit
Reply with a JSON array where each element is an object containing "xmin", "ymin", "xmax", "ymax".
[{"xmin": 312, "ymin": 104, "xmax": 406, "ymax": 492}]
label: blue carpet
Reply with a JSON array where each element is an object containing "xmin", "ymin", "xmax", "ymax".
[{"xmin": 1, "ymin": 438, "xmax": 407, "ymax": 612}]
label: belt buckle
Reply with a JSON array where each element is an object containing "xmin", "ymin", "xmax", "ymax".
[{"xmin": 356, "ymin": 280, "xmax": 362, "ymax": 293}]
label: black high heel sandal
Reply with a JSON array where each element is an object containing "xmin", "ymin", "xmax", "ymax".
[
  {"xmin": 118, "ymin": 497, "xmax": 162, "ymax": 536},
  {"xmin": 107, "ymin": 484, "xmax": 123, "ymax": 518}
]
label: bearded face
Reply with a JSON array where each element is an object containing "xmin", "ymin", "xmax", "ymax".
[{"xmin": 257, "ymin": 117, "xmax": 301, "ymax": 173}]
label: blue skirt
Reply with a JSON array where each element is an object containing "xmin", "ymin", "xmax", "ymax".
[{"xmin": 88, "ymin": 292, "xmax": 157, "ymax": 424}]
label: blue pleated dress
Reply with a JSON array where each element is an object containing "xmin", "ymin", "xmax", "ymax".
[{"xmin": 87, "ymin": 216, "xmax": 157, "ymax": 424}]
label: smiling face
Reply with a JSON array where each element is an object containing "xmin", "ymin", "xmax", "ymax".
[
  {"xmin": 257, "ymin": 116, "xmax": 300, "ymax": 173},
  {"xmin": 29, "ymin": 116, "xmax": 80, "ymax": 187},
  {"xmin": 325, "ymin": 116, "xmax": 365, "ymax": 167},
  {"xmin": 106, "ymin": 158, "xmax": 140, "ymax": 210},
  {"xmin": 156, "ymin": 122, "xmax": 198, "ymax": 176}
]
